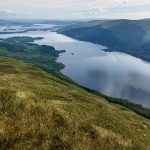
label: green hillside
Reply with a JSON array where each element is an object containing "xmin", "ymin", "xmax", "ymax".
[
  {"xmin": 0, "ymin": 36, "xmax": 66, "ymax": 79},
  {"xmin": 58, "ymin": 19, "xmax": 150, "ymax": 62},
  {"xmin": 0, "ymin": 56, "xmax": 150, "ymax": 150}
]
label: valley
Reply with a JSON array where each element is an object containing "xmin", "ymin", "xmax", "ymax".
[
  {"xmin": 0, "ymin": 0, "xmax": 150, "ymax": 149},
  {"xmin": 0, "ymin": 22, "xmax": 150, "ymax": 108},
  {"xmin": 0, "ymin": 18, "xmax": 150, "ymax": 150}
]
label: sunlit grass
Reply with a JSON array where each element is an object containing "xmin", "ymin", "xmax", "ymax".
[{"xmin": 0, "ymin": 56, "xmax": 150, "ymax": 149}]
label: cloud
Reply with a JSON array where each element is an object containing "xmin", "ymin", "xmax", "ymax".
[
  {"xmin": 113, "ymin": 0, "xmax": 128, "ymax": 4},
  {"xmin": 0, "ymin": 0, "xmax": 149, "ymax": 19},
  {"xmin": 0, "ymin": 9, "xmax": 17, "ymax": 15},
  {"xmin": 74, "ymin": 7, "xmax": 106, "ymax": 16}
]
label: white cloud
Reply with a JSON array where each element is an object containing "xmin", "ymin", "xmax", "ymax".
[
  {"xmin": 0, "ymin": 0, "xmax": 149, "ymax": 19},
  {"xmin": 0, "ymin": 9, "xmax": 17, "ymax": 15},
  {"xmin": 113, "ymin": 0, "xmax": 128, "ymax": 4},
  {"xmin": 73, "ymin": 7, "xmax": 106, "ymax": 17}
]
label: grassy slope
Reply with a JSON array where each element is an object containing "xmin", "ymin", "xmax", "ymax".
[{"xmin": 0, "ymin": 56, "xmax": 150, "ymax": 150}]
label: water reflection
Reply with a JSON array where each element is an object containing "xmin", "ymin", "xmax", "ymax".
[{"xmin": 0, "ymin": 29, "xmax": 150, "ymax": 107}]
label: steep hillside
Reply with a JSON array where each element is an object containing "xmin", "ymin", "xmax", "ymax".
[
  {"xmin": 58, "ymin": 19, "xmax": 150, "ymax": 62},
  {"xmin": 0, "ymin": 56, "xmax": 150, "ymax": 149}
]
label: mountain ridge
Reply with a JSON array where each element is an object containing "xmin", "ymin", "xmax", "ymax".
[{"xmin": 58, "ymin": 19, "xmax": 150, "ymax": 62}]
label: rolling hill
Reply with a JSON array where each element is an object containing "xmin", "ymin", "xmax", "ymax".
[{"xmin": 0, "ymin": 56, "xmax": 150, "ymax": 149}]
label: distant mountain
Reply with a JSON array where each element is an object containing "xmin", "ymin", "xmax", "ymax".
[
  {"xmin": 0, "ymin": 19, "xmax": 78, "ymax": 26},
  {"xmin": 58, "ymin": 19, "xmax": 150, "ymax": 62}
]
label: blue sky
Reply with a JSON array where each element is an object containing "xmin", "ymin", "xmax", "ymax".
[{"xmin": 0, "ymin": 0, "xmax": 150, "ymax": 19}]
